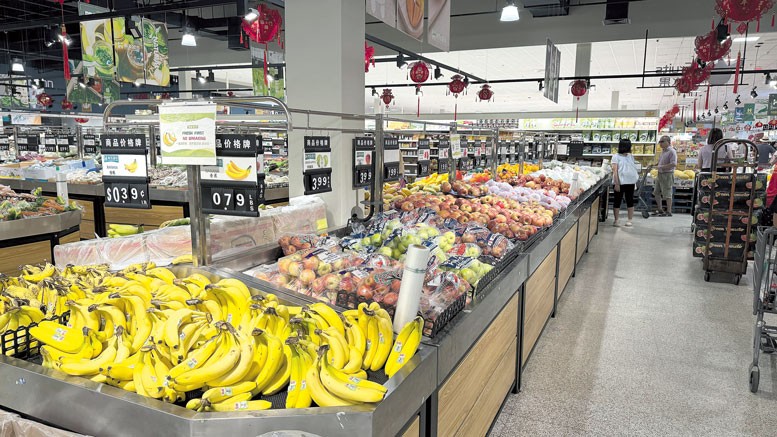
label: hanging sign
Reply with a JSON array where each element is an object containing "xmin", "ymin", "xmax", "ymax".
[
  {"xmin": 417, "ymin": 138, "xmax": 431, "ymax": 177},
  {"xmin": 451, "ymin": 134, "xmax": 463, "ymax": 159},
  {"xmin": 16, "ymin": 134, "xmax": 40, "ymax": 154},
  {"xmin": 0, "ymin": 135, "xmax": 9, "ymax": 152},
  {"xmin": 101, "ymin": 133, "xmax": 150, "ymax": 209},
  {"xmin": 58, "ymin": 134, "xmax": 74, "ymax": 153},
  {"xmin": 159, "ymin": 102, "xmax": 217, "ymax": 165},
  {"xmin": 352, "ymin": 136, "xmax": 375, "ymax": 189},
  {"xmin": 499, "ymin": 140, "xmax": 508, "ymax": 162},
  {"xmin": 303, "ymin": 136, "xmax": 332, "ymax": 194},
  {"xmin": 201, "ymin": 134, "xmax": 264, "ymax": 216},
  {"xmin": 83, "ymin": 134, "xmax": 98, "ymax": 155},
  {"xmin": 769, "ymin": 94, "xmax": 777, "ymax": 117},
  {"xmin": 383, "ymin": 135, "xmax": 400, "ymax": 182},
  {"xmin": 484, "ymin": 144, "xmax": 492, "ymax": 166},
  {"xmin": 437, "ymin": 137, "xmax": 451, "ymax": 174}
]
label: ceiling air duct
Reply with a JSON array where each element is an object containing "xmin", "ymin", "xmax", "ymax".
[{"xmin": 603, "ymin": 0, "xmax": 630, "ymax": 25}]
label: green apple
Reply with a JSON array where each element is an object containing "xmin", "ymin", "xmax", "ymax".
[
  {"xmin": 377, "ymin": 246, "xmax": 393, "ymax": 257},
  {"xmin": 371, "ymin": 233, "xmax": 383, "ymax": 245},
  {"xmin": 459, "ymin": 267, "xmax": 478, "ymax": 284},
  {"xmin": 361, "ymin": 237, "xmax": 372, "ymax": 247}
]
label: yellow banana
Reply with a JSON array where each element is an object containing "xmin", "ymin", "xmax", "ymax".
[{"xmin": 385, "ymin": 316, "xmax": 423, "ymax": 378}]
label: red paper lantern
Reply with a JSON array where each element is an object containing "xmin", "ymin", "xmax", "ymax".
[
  {"xmin": 716, "ymin": 0, "xmax": 774, "ymax": 31},
  {"xmin": 658, "ymin": 104, "xmax": 680, "ymax": 131},
  {"xmin": 408, "ymin": 62, "xmax": 430, "ymax": 117},
  {"xmin": 447, "ymin": 74, "xmax": 467, "ymax": 96},
  {"xmin": 74, "ymin": 118, "xmax": 89, "ymax": 124},
  {"xmin": 570, "ymin": 80, "xmax": 588, "ymax": 98},
  {"xmin": 695, "ymin": 30, "xmax": 732, "ymax": 62},
  {"xmin": 674, "ymin": 76, "xmax": 699, "ymax": 94},
  {"xmin": 241, "ymin": 4, "xmax": 283, "ymax": 86},
  {"xmin": 683, "ymin": 62, "xmax": 713, "ymax": 86},
  {"xmin": 36, "ymin": 93, "xmax": 53, "ymax": 107},
  {"xmin": 477, "ymin": 84, "xmax": 494, "ymax": 102},
  {"xmin": 380, "ymin": 88, "xmax": 395, "ymax": 109},
  {"xmin": 60, "ymin": 99, "xmax": 73, "ymax": 110},
  {"xmin": 365, "ymin": 42, "xmax": 376, "ymax": 73}
]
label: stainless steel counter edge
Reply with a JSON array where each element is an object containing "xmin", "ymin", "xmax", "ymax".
[
  {"xmin": 0, "ymin": 210, "xmax": 81, "ymax": 241},
  {"xmin": 425, "ymin": 254, "xmax": 528, "ymax": 384}
]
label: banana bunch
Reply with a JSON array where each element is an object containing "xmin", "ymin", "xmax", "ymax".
[{"xmin": 107, "ymin": 224, "xmax": 143, "ymax": 238}]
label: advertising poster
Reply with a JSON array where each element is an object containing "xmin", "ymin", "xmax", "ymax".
[
  {"xmin": 397, "ymin": 0, "xmax": 425, "ymax": 41},
  {"xmin": 113, "ymin": 17, "xmax": 169, "ymax": 86},
  {"xmin": 744, "ymin": 103, "xmax": 756, "ymax": 122},
  {"xmin": 769, "ymin": 94, "xmax": 777, "ymax": 117},
  {"xmin": 80, "ymin": 18, "xmax": 117, "ymax": 79},
  {"xmin": 428, "ymin": 0, "xmax": 450, "ymax": 51},
  {"xmin": 159, "ymin": 103, "xmax": 217, "ymax": 165},
  {"xmin": 66, "ymin": 60, "xmax": 120, "ymax": 104},
  {"xmin": 367, "ymin": 0, "xmax": 397, "ymax": 28}
]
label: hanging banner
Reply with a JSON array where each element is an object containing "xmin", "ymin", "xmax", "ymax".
[
  {"xmin": 113, "ymin": 17, "xmax": 169, "ymax": 86},
  {"xmin": 367, "ymin": 0, "xmax": 397, "ymax": 28},
  {"xmin": 744, "ymin": 103, "xmax": 756, "ymax": 122},
  {"xmin": 397, "ymin": 0, "xmax": 424, "ymax": 41},
  {"xmin": 428, "ymin": 0, "xmax": 450, "ymax": 51},
  {"xmin": 66, "ymin": 60, "xmax": 121, "ymax": 104},
  {"xmin": 159, "ymin": 102, "xmax": 217, "ymax": 165},
  {"xmin": 768, "ymin": 94, "xmax": 777, "ymax": 117},
  {"xmin": 79, "ymin": 4, "xmax": 117, "ymax": 80},
  {"xmin": 544, "ymin": 39, "xmax": 561, "ymax": 103}
]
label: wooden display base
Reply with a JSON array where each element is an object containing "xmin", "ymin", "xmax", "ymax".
[{"xmin": 0, "ymin": 225, "xmax": 79, "ymax": 275}]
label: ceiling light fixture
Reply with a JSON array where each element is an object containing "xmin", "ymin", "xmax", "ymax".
[
  {"xmin": 707, "ymin": 110, "xmax": 712, "ymax": 117},
  {"xmin": 182, "ymin": 13, "xmax": 197, "ymax": 47},
  {"xmin": 463, "ymin": 77, "xmax": 470, "ymax": 86},
  {"xmin": 78, "ymin": 77, "xmax": 86, "ymax": 88},
  {"xmin": 714, "ymin": 107, "xmax": 719, "ymax": 114},
  {"xmin": 434, "ymin": 66, "xmax": 443, "ymax": 80},
  {"xmin": 723, "ymin": 101, "xmax": 729, "ymax": 110},
  {"xmin": 751, "ymin": 87, "xmax": 758, "ymax": 98},
  {"xmin": 57, "ymin": 27, "xmax": 72, "ymax": 46},
  {"xmin": 500, "ymin": 0, "xmax": 520, "ymax": 22},
  {"xmin": 733, "ymin": 36, "xmax": 759, "ymax": 43},
  {"xmin": 244, "ymin": 8, "xmax": 259, "ymax": 22},
  {"xmin": 538, "ymin": 80, "xmax": 544, "ymax": 92},
  {"xmin": 134, "ymin": 79, "xmax": 142, "ymax": 87},
  {"xmin": 371, "ymin": 87, "xmax": 378, "ymax": 97},
  {"xmin": 44, "ymin": 26, "xmax": 58, "ymax": 47},
  {"xmin": 196, "ymin": 70, "xmax": 206, "ymax": 84},
  {"xmin": 207, "ymin": 70, "xmax": 215, "ymax": 83},
  {"xmin": 735, "ymin": 95, "xmax": 742, "ymax": 105},
  {"xmin": 396, "ymin": 54, "xmax": 406, "ymax": 68},
  {"xmin": 10, "ymin": 58, "xmax": 24, "ymax": 73}
]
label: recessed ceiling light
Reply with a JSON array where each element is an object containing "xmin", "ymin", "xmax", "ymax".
[
  {"xmin": 733, "ymin": 36, "xmax": 759, "ymax": 43},
  {"xmin": 500, "ymin": 0, "xmax": 520, "ymax": 22}
]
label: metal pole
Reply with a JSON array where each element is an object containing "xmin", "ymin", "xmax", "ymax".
[
  {"xmin": 148, "ymin": 124, "xmax": 158, "ymax": 166},
  {"xmin": 491, "ymin": 128, "xmax": 498, "ymax": 179},
  {"xmin": 449, "ymin": 122, "xmax": 457, "ymax": 181},
  {"xmin": 76, "ymin": 125, "xmax": 84, "ymax": 160},
  {"xmin": 187, "ymin": 165, "xmax": 210, "ymax": 267},
  {"xmin": 374, "ymin": 114, "xmax": 385, "ymax": 213}
]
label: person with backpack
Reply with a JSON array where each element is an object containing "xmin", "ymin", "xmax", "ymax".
[{"xmin": 611, "ymin": 139, "xmax": 640, "ymax": 227}]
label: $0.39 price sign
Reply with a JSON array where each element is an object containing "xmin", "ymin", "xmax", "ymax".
[{"xmin": 104, "ymin": 181, "xmax": 150, "ymax": 208}]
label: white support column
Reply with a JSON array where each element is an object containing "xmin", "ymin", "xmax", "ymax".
[
  {"xmin": 610, "ymin": 91, "xmax": 620, "ymax": 110},
  {"xmin": 574, "ymin": 43, "xmax": 591, "ymax": 110},
  {"xmin": 178, "ymin": 71, "xmax": 193, "ymax": 99},
  {"xmin": 285, "ymin": 1, "xmax": 365, "ymax": 227}
]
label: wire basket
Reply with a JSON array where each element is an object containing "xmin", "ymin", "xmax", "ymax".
[{"xmin": 0, "ymin": 312, "xmax": 70, "ymax": 360}]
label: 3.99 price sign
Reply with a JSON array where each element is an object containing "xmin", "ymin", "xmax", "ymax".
[
  {"xmin": 437, "ymin": 138, "xmax": 451, "ymax": 174},
  {"xmin": 303, "ymin": 136, "xmax": 333, "ymax": 195},
  {"xmin": 352, "ymin": 136, "xmax": 375, "ymax": 189},
  {"xmin": 417, "ymin": 138, "xmax": 431, "ymax": 177},
  {"xmin": 383, "ymin": 136, "xmax": 400, "ymax": 182}
]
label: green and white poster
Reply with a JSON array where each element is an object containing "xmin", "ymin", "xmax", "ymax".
[
  {"xmin": 769, "ymin": 94, "xmax": 777, "ymax": 117},
  {"xmin": 159, "ymin": 102, "xmax": 217, "ymax": 165},
  {"xmin": 744, "ymin": 103, "xmax": 756, "ymax": 121}
]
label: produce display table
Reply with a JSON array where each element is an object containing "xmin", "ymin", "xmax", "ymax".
[
  {"xmin": 0, "ymin": 181, "xmax": 607, "ymax": 437},
  {"xmin": 0, "ymin": 211, "xmax": 81, "ymax": 275}
]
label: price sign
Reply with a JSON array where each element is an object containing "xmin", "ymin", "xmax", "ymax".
[
  {"xmin": 83, "ymin": 134, "xmax": 98, "ymax": 155},
  {"xmin": 417, "ymin": 138, "xmax": 431, "ymax": 178},
  {"xmin": 16, "ymin": 134, "xmax": 39, "ymax": 153},
  {"xmin": 352, "ymin": 136, "xmax": 375, "ymax": 189},
  {"xmin": 304, "ymin": 170, "xmax": 332, "ymax": 194},
  {"xmin": 45, "ymin": 136, "xmax": 57, "ymax": 153},
  {"xmin": 417, "ymin": 160, "xmax": 430, "ymax": 177},
  {"xmin": 57, "ymin": 135, "xmax": 72, "ymax": 153},
  {"xmin": 437, "ymin": 138, "xmax": 451, "ymax": 174},
  {"xmin": 202, "ymin": 182, "xmax": 261, "ymax": 216},
  {"xmin": 201, "ymin": 134, "xmax": 263, "ymax": 217},
  {"xmin": 0, "ymin": 135, "xmax": 9, "ymax": 152},
  {"xmin": 383, "ymin": 136, "xmax": 400, "ymax": 182},
  {"xmin": 104, "ymin": 179, "xmax": 150, "ymax": 209},
  {"xmin": 102, "ymin": 134, "xmax": 147, "ymax": 154}
]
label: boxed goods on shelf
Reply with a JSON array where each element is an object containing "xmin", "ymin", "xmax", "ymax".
[
  {"xmin": 697, "ymin": 172, "xmax": 767, "ymax": 192},
  {"xmin": 692, "ymin": 240, "xmax": 749, "ymax": 259}
]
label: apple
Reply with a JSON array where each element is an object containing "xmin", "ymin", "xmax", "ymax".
[
  {"xmin": 325, "ymin": 274, "xmax": 341, "ymax": 290},
  {"xmin": 288, "ymin": 261, "xmax": 303, "ymax": 277},
  {"xmin": 299, "ymin": 269, "xmax": 316, "ymax": 285},
  {"xmin": 277, "ymin": 258, "xmax": 292, "ymax": 275},
  {"xmin": 302, "ymin": 256, "xmax": 320, "ymax": 271},
  {"xmin": 317, "ymin": 262, "xmax": 333, "ymax": 276}
]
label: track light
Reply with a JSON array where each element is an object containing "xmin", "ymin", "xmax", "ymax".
[
  {"xmin": 463, "ymin": 77, "xmax": 470, "ymax": 86},
  {"xmin": 58, "ymin": 28, "xmax": 72, "ymax": 46},
  {"xmin": 371, "ymin": 87, "xmax": 378, "ymax": 97},
  {"xmin": 415, "ymin": 87, "xmax": 423, "ymax": 96},
  {"xmin": 714, "ymin": 107, "xmax": 719, "ymax": 114},
  {"xmin": 10, "ymin": 58, "xmax": 24, "ymax": 73},
  {"xmin": 207, "ymin": 70, "xmax": 215, "ymax": 83},
  {"xmin": 196, "ymin": 70, "xmax": 206, "ymax": 84},
  {"xmin": 751, "ymin": 87, "xmax": 758, "ymax": 98},
  {"xmin": 244, "ymin": 8, "xmax": 259, "ymax": 22},
  {"xmin": 768, "ymin": 73, "xmax": 777, "ymax": 88},
  {"xmin": 716, "ymin": 19, "xmax": 729, "ymax": 43},
  {"xmin": 735, "ymin": 95, "xmax": 742, "ymax": 105},
  {"xmin": 723, "ymin": 101, "xmax": 729, "ymax": 110},
  {"xmin": 182, "ymin": 21, "xmax": 197, "ymax": 47},
  {"xmin": 78, "ymin": 77, "xmax": 86, "ymax": 88},
  {"xmin": 44, "ymin": 26, "xmax": 58, "ymax": 47},
  {"xmin": 134, "ymin": 79, "xmax": 142, "ymax": 87},
  {"xmin": 434, "ymin": 66, "xmax": 443, "ymax": 80},
  {"xmin": 500, "ymin": 0, "xmax": 520, "ymax": 22},
  {"xmin": 707, "ymin": 110, "xmax": 712, "ymax": 117},
  {"xmin": 396, "ymin": 54, "xmax": 406, "ymax": 68},
  {"xmin": 538, "ymin": 80, "xmax": 544, "ymax": 91}
]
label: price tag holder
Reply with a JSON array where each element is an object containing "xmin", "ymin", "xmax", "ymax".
[
  {"xmin": 44, "ymin": 136, "xmax": 57, "ymax": 153},
  {"xmin": 200, "ymin": 134, "xmax": 263, "ymax": 217},
  {"xmin": 352, "ymin": 136, "xmax": 375, "ymax": 189},
  {"xmin": 57, "ymin": 135, "xmax": 71, "ymax": 153},
  {"xmin": 437, "ymin": 138, "xmax": 451, "ymax": 174},
  {"xmin": 417, "ymin": 138, "xmax": 431, "ymax": 177},
  {"xmin": 302, "ymin": 136, "xmax": 332, "ymax": 194},
  {"xmin": 16, "ymin": 134, "xmax": 40, "ymax": 154},
  {"xmin": 102, "ymin": 134, "xmax": 147, "ymax": 155},
  {"xmin": 83, "ymin": 134, "xmax": 98, "ymax": 155},
  {"xmin": 383, "ymin": 136, "xmax": 400, "ymax": 182},
  {"xmin": 417, "ymin": 160, "xmax": 430, "ymax": 177},
  {"xmin": 104, "ymin": 177, "xmax": 150, "ymax": 209},
  {"xmin": 201, "ymin": 180, "xmax": 261, "ymax": 216},
  {"xmin": 0, "ymin": 135, "xmax": 9, "ymax": 152}
]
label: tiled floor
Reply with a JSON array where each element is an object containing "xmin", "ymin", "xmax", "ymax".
[{"xmin": 490, "ymin": 214, "xmax": 777, "ymax": 436}]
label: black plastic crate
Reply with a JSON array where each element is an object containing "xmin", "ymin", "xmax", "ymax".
[
  {"xmin": 0, "ymin": 312, "xmax": 70, "ymax": 360},
  {"xmin": 425, "ymin": 291, "xmax": 467, "ymax": 338}
]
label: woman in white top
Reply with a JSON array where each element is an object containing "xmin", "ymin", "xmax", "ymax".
[
  {"xmin": 695, "ymin": 128, "xmax": 732, "ymax": 172},
  {"xmin": 611, "ymin": 139, "xmax": 640, "ymax": 227}
]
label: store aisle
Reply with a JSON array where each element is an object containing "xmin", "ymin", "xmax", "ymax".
[{"xmin": 491, "ymin": 215, "xmax": 776, "ymax": 436}]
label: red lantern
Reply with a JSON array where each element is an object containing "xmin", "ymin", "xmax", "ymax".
[
  {"xmin": 60, "ymin": 99, "xmax": 73, "ymax": 110},
  {"xmin": 241, "ymin": 4, "xmax": 283, "ymax": 86},
  {"xmin": 477, "ymin": 84, "xmax": 494, "ymax": 102},
  {"xmin": 74, "ymin": 117, "xmax": 89, "ymax": 124},
  {"xmin": 447, "ymin": 75, "xmax": 468, "ymax": 121},
  {"xmin": 380, "ymin": 89, "xmax": 395, "ymax": 109},
  {"xmin": 408, "ymin": 62, "xmax": 430, "ymax": 117},
  {"xmin": 674, "ymin": 75, "xmax": 698, "ymax": 94},
  {"xmin": 570, "ymin": 80, "xmax": 588, "ymax": 122},
  {"xmin": 364, "ymin": 42, "xmax": 376, "ymax": 73},
  {"xmin": 36, "ymin": 93, "xmax": 53, "ymax": 107},
  {"xmin": 658, "ymin": 104, "xmax": 680, "ymax": 131},
  {"xmin": 716, "ymin": 0, "xmax": 774, "ymax": 32},
  {"xmin": 695, "ymin": 30, "xmax": 732, "ymax": 62},
  {"xmin": 683, "ymin": 61, "xmax": 713, "ymax": 86}
]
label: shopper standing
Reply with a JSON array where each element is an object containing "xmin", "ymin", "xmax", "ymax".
[
  {"xmin": 755, "ymin": 134, "xmax": 776, "ymax": 171},
  {"xmin": 653, "ymin": 135, "xmax": 677, "ymax": 216},
  {"xmin": 765, "ymin": 153, "xmax": 777, "ymax": 226},
  {"xmin": 696, "ymin": 128, "xmax": 726, "ymax": 172},
  {"xmin": 611, "ymin": 139, "xmax": 639, "ymax": 227}
]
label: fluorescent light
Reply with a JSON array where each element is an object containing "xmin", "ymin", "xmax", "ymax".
[
  {"xmin": 733, "ymin": 36, "xmax": 759, "ymax": 42},
  {"xmin": 181, "ymin": 30, "xmax": 197, "ymax": 47},
  {"xmin": 500, "ymin": 1, "xmax": 520, "ymax": 22},
  {"xmin": 244, "ymin": 8, "xmax": 259, "ymax": 22},
  {"xmin": 10, "ymin": 59, "xmax": 24, "ymax": 73}
]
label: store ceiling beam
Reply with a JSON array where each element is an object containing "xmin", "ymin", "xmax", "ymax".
[
  {"xmin": 0, "ymin": 0, "xmax": 238, "ymax": 32},
  {"xmin": 365, "ymin": 34, "xmax": 486, "ymax": 82}
]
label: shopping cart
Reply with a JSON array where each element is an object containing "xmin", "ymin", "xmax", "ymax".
[
  {"xmin": 749, "ymin": 227, "xmax": 777, "ymax": 392},
  {"xmin": 635, "ymin": 164, "xmax": 655, "ymax": 219}
]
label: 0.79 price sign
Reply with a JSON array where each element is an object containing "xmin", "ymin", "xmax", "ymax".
[{"xmin": 201, "ymin": 183, "xmax": 260, "ymax": 216}]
